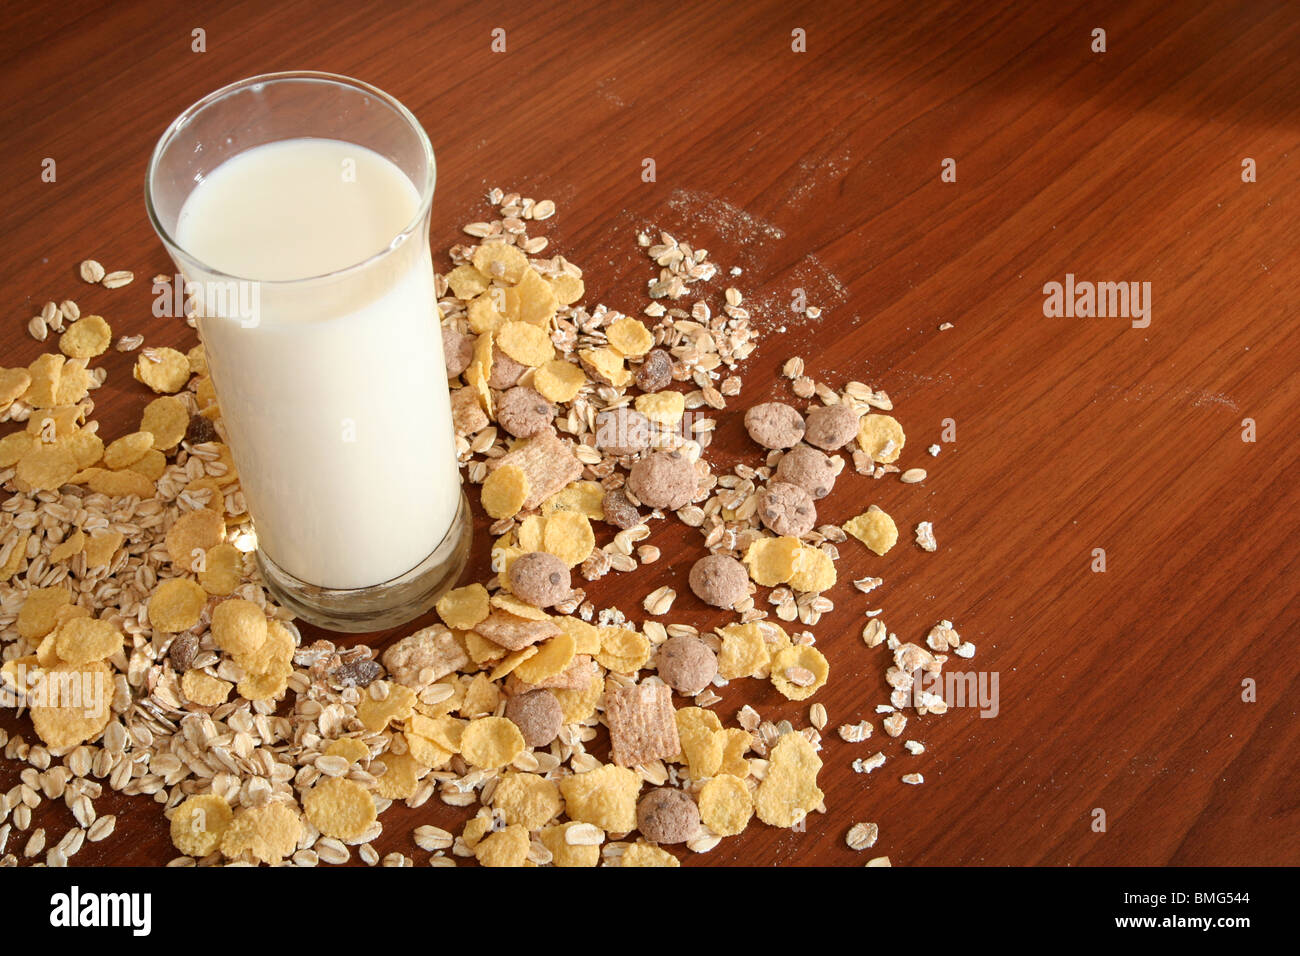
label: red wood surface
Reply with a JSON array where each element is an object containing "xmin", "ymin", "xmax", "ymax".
[{"xmin": 1, "ymin": 0, "xmax": 1297, "ymax": 866}]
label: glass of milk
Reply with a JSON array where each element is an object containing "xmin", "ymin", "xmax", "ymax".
[{"xmin": 145, "ymin": 72, "xmax": 471, "ymax": 632}]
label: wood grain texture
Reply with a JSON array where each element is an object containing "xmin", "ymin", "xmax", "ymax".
[{"xmin": 2, "ymin": 0, "xmax": 1297, "ymax": 867}]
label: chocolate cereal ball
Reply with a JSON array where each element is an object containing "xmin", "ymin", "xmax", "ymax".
[
  {"xmin": 774, "ymin": 444, "xmax": 837, "ymax": 499},
  {"xmin": 505, "ymin": 689, "xmax": 564, "ymax": 748},
  {"xmin": 758, "ymin": 481, "xmax": 817, "ymax": 537},
  {"xmin": 803, "ymin": 403, "xmax": 860, "ymax": 451},
  {"xmin": 497, "ymin": 386, "xmax": 555, "ymax": 438},
  {"xmin": 594, "ymin": 407, "xmax": 653, "ymax": 456},
  {"xmin": 688, "ymin": 554, "xmax": 750, "ymax": 609},
  {"xmin": 508, "ymin": 551, "xmax": 571, "ymax": 608},
  {"xmin": 636, "ymin": 788, "xmax": 700, "ymax": 844},
  {"xmin": 489, "ymin": 347, "xmax": 527, "ymax": 389},
  {"xmin": 626, "ymin": 450, "xmax": 697, "ymax": 510},
  {"xmin": 656, "ymin": 635, "xmax": 718, "ymax": 696},
  {"xmin": 744, "ymin": 402, "xmax": 805, "ymax": 450},
  {"xmin": 443, "ymin": 327, "xmax": 473, "ymax": 378}
]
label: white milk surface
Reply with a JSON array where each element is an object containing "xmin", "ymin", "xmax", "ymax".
[{"xmin": 175, "ymin": 138, "xmax": 458, "ymax": 589}]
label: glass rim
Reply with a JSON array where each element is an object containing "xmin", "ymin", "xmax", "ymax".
[{"xmin": 144, "ymin": 70, "xmax": 436, "ymax": 286}]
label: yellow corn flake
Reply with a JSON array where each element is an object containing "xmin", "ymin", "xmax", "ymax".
[
  {"xmin": 675, "ymin": 707, "xmax": 724, "ymax": 779},
  {"xmin": 542, "ymin": 510, "xmax": 594, "ymax": 567},
  {"xmin": 181, "ymin": 669, "xmax": 232, "ymax": 707},
  {"xmin": 405, "ymin": 731, "xmax": 453, "ymax": 769},
  {"xmin": 620, "ymin": 841, "xmax": 680, "ymax": 867},
  {"xmin": 357, "ymin": 681, "xmax": 417, "ymax": 732},
  {"xmin": 26, "ymin": 406, "xmax": 83, "ymax": 439},
  {"xmin": 16, "ymin": 442, "xmax": 77, "ymax": 492},
  {"xmin": 324, "ymin": 737, "xmax": 370, "ymax": 764},
  {"xmin": 579, "ymin": 347, "xmax": 631, "ymax": 387},
  {"xmin": 492, "ymin": 772, "xmax": 563, "ymax": 829},
  {"xmin": 134, "ymin": 347, "xmax": 191, "ymax": 394},
  {"xmin": 148, "ymin": 577, "xmax": 207, "ymax": 632},
  {"xmin": 220, "ymin": 801, "xmax": 302, "ymax": 863},
  {"xmin": 209, "ymin": 598, "xmax": 267, "ymax": 660},
  {"xmin": 472, "ymin": 241, "xmax": 530, "ymax": 284},
  {"xmin": 770, "ymin": 645, "xmax": 829, "ymax": 701},
  {"xmin": 140, "ymin": 396, "xmax": 189, "ymax": 450},
  {"xmin": 718, "ymin": 727, "xmax": 753, "ymax": 778},
  {"xmin": 82, "ymin": 467, "xmax": 155, "ymax": 499},
  {"xmin": 170, "ymin": 793, "xmax": 234, "ymax": 857},
  {"xmin": 540, "ymin": 822, "xmax": 600, "ymax": 867},
  {"xmin": 193, "ymin": 375, "xmax": 218, "ymax": 416},
  {"xmin": 198, "ymin": 542, "xmax": 243, "ymax": 596},
  {"xmin": 461, "ymin": 715, "xmax": 526, "ymax": 770},
  {"xmin": 698, "ymin": 774, "xmax": 753, "ymax": 837},
  {"xmin": 58, "ymin": 314, "xmax": 112, "ymax": 359},
  {"xmin": 481, "ymin": 463, "xmax": 529, "ymax": 519},
  {"xmin": 53, "ymin": 616, "xmax": 123, "ymax": 665},
  {"xmin": 165, "ymin": 509, "xmax": 226, "ymax": 568},
  {"xmin": 408, "ymin": 713, "xmax": 466, "ymax": 753},
  {"xmin": 843, "ymin": 506, "xmax": 898, "ymax": 556},
  {"xmin": 606, "ymin": 318, "xmax": 654, "ymax": 357},
  {"xmin": 65, "ymin": 430, "xmax": 104, "ymax": 469},
  {"xmin": 755, "ymin": 732, "xmax": 824, "ymax": 828},
  {"xmin": 549, "ymin": 274, "xmax": 585, "ymax": 307},
  {"xmin": 415, "ymin": 676, "xmax": 466, "ymax": 719},
  {"xmin": 1, "ymin": 531, "xmax": 31, "ymax": 580},
  {"xmin": 512, "ymin": 631, "xmax": 576, "ymax": 685},
  {"xmin": 17, "ymin": 587, "xmax": 72, "ymax": 641},
  {"xmin": 595, "ymin": 626, "xmax": 651, "ymax": 674},
  {"xmin": 467, "ymin": 290, "xmax": 507, "ymax": 334},
  {"xmin": 237, "ymin": 619, "xmax": 295, "ymax": 675},
  {"xmin": 0, "ymin": 431, "xmax": 36, "ymax": 468},
  {"xmin": 635, "ymin": 390, "xmax": 685, "ymax": 428},
  {"xmin": 474, "ymin": 823, "xmax": 530, "ymax": 867},
  {"xmin": 237, "ymin": 666, "xmax": 290, "ymax": 703},
  {"xmin": 436, "ymin": 582, "xmax": 491, "ymax": 630},
  {"xmin": 488, "ymin": 646, "xmax": 538, "ymax": 681},
  {"xmin": 461, "ymin": 814, "xmax": 492, "ymax": 850},
  {"xmin": 186, "ymin": 344, "xmax": 207, "ymax": 375},
  {"xmin": 373, "ymin": 751, "xmax": 422, "ymax": 800},
  {"xmin": 496, "ymin": 320, "xmax": 555, "ymax": 367},
  {"xmin": 54, "ymin": 357, "xmax": 93, "ymax": 407},
  {"xmin": 789, "ymin": 545, "xmax": 837, "ymax": 593},
  {"xmin": 508, "ymin": 267, "xmax": 558, "ymax": 327},
  {"xmin": 464, "ymin": 629, "xmax": 507, "ymax": 665},
  {"xmin": 743, "ymin": 535, "xmax": 802, "ymax": 587},
  {"xmin": 49, "ymin": 529, "xmax": 85, "ymax": 564},
  {"xmin": 559, "ymin": 764, "xmax": 641, "ymax": 833},
  {"xmin": 28, "ymin": 660, "xmax": 113, "ymax": 752},
  {"xmin": 127, "ymin": 448, "xmax": 166, "ymax": 481},
  {"xmin": 857, "ymin": 413, "xmax": 906, "ymax": 463},
  {"xmin": 83, "ymin": 530, "xmax": 123, "ymax": 569},
  {"xmin": 445, "ymin": 264, "xmax": 491, "ymax": 299},
  {"xmin": 542, "ymin": 480, "xmax": 605, "ymax": 520},
  {"xmin": 0, "ymin": 366, "xmax": 31, "ymax": 405},
  {"xmin": 515, "ymin": 514, "xmax": 546, "ymax": 552},
  {"xmin": 303, "ymin": 777, "xmax": 377, "ymax": 841},
  {"xmin": 489, "ymin": 591, "xmax": 549, "ymax": 621},
  {"xmin": 459, "ymin": 672, "xmax": 500, "ymax": 718},
  {"xmin": 533, "ymin": 359, "xmax": 586, "ymax": 403},
  {"xmin": 551, "ymin": 670, "xmax": 603, "ymax": 723},
  {"xmin": 555, "ymin": 616, "xmax": 601, "ymax": 655}
]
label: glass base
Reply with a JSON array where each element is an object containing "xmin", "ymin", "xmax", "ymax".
[{"xmin": 256, "ymin": 491, "xmax": 472, "ymax": 633}]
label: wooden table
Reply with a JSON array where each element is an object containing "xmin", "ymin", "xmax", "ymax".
[{"xmin": 2, "ymin": 0, "xmax": 1296, "ymax": 867}]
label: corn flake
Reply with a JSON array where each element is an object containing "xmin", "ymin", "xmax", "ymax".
[
  {"xmin": 857, "ymin": 413, "xmax": 906, "ymax": 463},
  {"xmin": 621, "ymin": 841, "xmax": 680, "ymax": 867},
  {"xmin": 789, "ymin": 545, "xmax": 837, "ymax": 593},
  {"xmin": 533, "ymin": 359, "xmax": 586, "ymax": 403},
  {"xmin": 182, "ymin": 669, "xmax": 232, "ymax": 707},
  {"xmin": 220, "ymin": 801, "xmax": 302, "ymax": 863},
  {"xmin": 373, "ymin": 751, "xmax": 422, "ymax": 800},
  {"xmin": 324, "ymin": 737, "xmax": 370, "ymax": 764},
  {"xmin": 540, "ymin": 822, "xmax": 600, "ymax": 867},
  {"xmin": 16, "ymin": 442, "xmax": 77, "ymax": 492},
  {"xmin": 843, "ymin": 506, "xmax": 898, "ymax": 556},
  {"xmin": 635, "ymin": 390, "xmax": 685, "ymax": 428},
  {"xmin": 304, "ymin": 777, "xmax": 376, "ymax": 841},
  {"xmin": 770, "ymin": 645, "xmax": 829, "ymax": 701},
  {"xmin": 140, "ymin": 396, "xmax": 189, "ymax": 450},
  {"xmin": 512, "ymin": 631, "xmax": 576, "ymax": 685},
  {"xmin": 472, "ymin": 241, "xmax": 530, "ymax": 284},
  {"xmin": 436, "ymin": 582, "xmax": 491, "ymax": 630},
  {"xmin": 17, "ymin": 587, "xmax": 71, "ymax": 641},
  {"xmin": 675, "ymin": 707, "xmax": 724, "ymax": 779},
  {"xmin": 197, "ymin": 542, "xmax": 243, "ymax": 596},
  {"xmin": 698, "ymin": 774, "xmax": 753, "ymax": 836},
  {"xmin": 549, "ymin": 274, "xmax": 585, "ymax": 306},
  {"xmin": 508, "ymin": 267, "xmax": 558, "ymax": 326},
  {"xmin": 134, "ymin": 347, "xmax": 191, "ymax": 394},
  {"xmin": 53, "ymin": 616, "xmax": 123, "ymax": 665},
  {"xmin": 58, "ymin": 315, "xmax": 111, "ymax": 359},
  {"xmin": 28, "ymin": 660, "xmax": 113, "ymax": 751},
  {"xmin": 165, "ymin": 509, "xmax": 226, "ymax": 568},
  {"xmin": 492, "ymin": 772, "xmax": 563, "ymax": 829},
  {"xmin": 474, "ymin": 823, "xmax": 530, "ymax": 867},
  {"xmin": 743, "ymin": 535, "xmax": 802, "ymax": 587},
  {"xmin": 209, "ymin": 598, "xmax": 266, "ymax": 660},
  {"xmin": 148, "ymin": 577, "xmax": 207, "ymax": 632},
  {"xmin": 596, "ymin": 626, "xmax": 651, "ymax": 674},
  {"xmin": 445, "ymin": 264, "xmax": 491, "ymax": 299},
  {"xmin": 579, "ymin": 347, "xmax": 631, "ymax": 388},
  {"xmin": 171, "ymin": 793, "xmax": 233, "ymax": 857},
  {"xmin": 559, "ymin": 764, "xmax": 641, "ymax": 833},
  {"xmin": 481, "ymin": 463, "xmax": 529, "ymax": 519},
  {"xmin": 357, "ymin": 681, "xmax": 417, "ymax": 732},
  {"xmin": 461, "ymin": 715, "xmax": 526, "ymax": 769},
  {"xmin": 607, "ymin": 318, "xmax": 654, "ymax": 357},
  {"xmin": 755, "ymin": 731, "xmax": 823, "ymax": 828},
  {"xmin": 542, "ymin": 510, "xmax": 594, "ymax": 567}
]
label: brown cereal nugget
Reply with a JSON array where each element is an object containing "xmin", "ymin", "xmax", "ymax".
[
  {"xmin": 655, "ymin": 634, "xmax": 718, "ymax": 696},
  {"xmin": 758, "ymin": 481, "xmax": 817, "ymax": 537},
  {"xmin": 594, "ymin": 406, "xmax": 652, "ymax": 456},
  {"xmin": 381, "ymin": 623, "xmax": 469, "ymax": 688},
  {"xmin": 475, "ymin": 610, "xmax": 560, "ymax": 652},
  {"xmin": 626, "ymin": 450, "xmax": 697, "ymax": 510},
  {"xmin": 605, "ymin": 681, "xmax": 681, "ymax": 768},
  {"xmin": 488, "ymin": 345, "xmax": 527, "ymax": 389},
  {"xmin": 634, "ymin": 347, "xmax": 673, "ymax": 393},
  {"xmin": 507, "ymin": 550, "xmax": 571, "ymax": 607},
  {"xmin": 744, "ymin": 401, "xmax": 805, "ymax": 449},
  {"xmin": 504, "ymin": 688, "xmax": 564, "ymax": 748},
  {"xmin": 601, "ymin": 488, "xmax": 642, "ymax": 530},
  {"xmin": 487, "ymin": 429, "xmax": 583, "ymax": 510},
  {"xmin": 451, "ymin": 385, "xmax": 490, "ymax": 436},
  {"xmin": 688, "ymin": 554, "xmax": 750, "ymax": 610},
  {"xmin": 496, "ymin": 386, "xmax": 555, "ymax": 438},
  {"xmin": 804, "ymin": 402, "xmax": 860, "ymax": 450},
  {"xmin": 774, "ymin": 444, "xmax": 837, "ymax": 499},
  {"xmin": 636, "ymin": 787, "xmax": 700, "ymax": 844},
  {"xmin": 442, "ymin": 326, "xmax": 475, "ymax": 378}
]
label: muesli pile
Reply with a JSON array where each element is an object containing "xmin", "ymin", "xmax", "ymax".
[{"xmin": 0, "ymin": 189, "xmax": 971, "ymax": 866}]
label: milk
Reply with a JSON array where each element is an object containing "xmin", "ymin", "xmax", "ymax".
[{"xmin": 175, "ymin": 137, "xmax": 459, "ymax": 590}]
